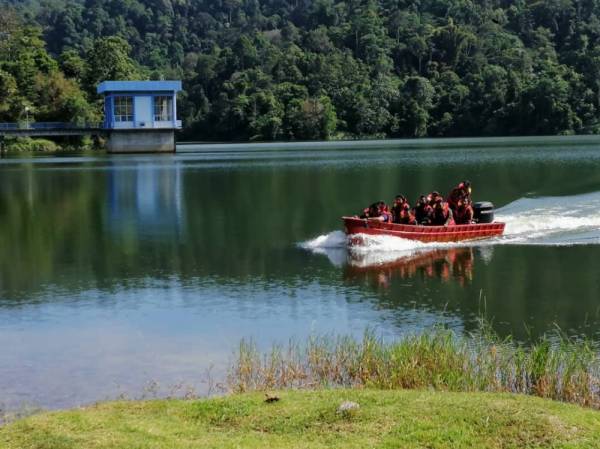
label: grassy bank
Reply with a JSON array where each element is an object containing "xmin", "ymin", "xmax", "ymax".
[
  {"xmin": 229, "ymin": 328, "xmax": 600, "ymax": 409},
  {"xmin": 2, "ymin": 389, "xmax": 600, "ymax": 448},
  {"xmin": 4, "ymin": 328, "xmax": 600, "ymax": 448}
]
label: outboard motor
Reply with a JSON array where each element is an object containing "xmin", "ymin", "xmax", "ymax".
[{"xmin": 473, "ymin": 201, "xmax": 495, "ymax": 223}]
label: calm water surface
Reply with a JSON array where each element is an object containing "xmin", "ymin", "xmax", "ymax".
[{"xmin": 1, "ymin": 136, "xmax": 600, "ymax": 411}]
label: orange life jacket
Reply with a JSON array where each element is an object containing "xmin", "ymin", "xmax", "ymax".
[
  {"xmin": 447, "ymin": 183, "xmax": 471, "ymax": 210},
  {"xmin": 391, "ymin": 201, "xmax": 409, "ymax": 223},
  {"xmin": 398, "ymin": 208, "xmax": 417, "ymax": 225},
  {"xmin": 430, "ymin": 203, "xmax": 454, "ymax": 226},
  {"xmin": 454, "ymin": 204, "xmax": 474, "ymax": 224},
  {"xmin": 414, "ymin": 203, "xmax": 432, "ymax": 224}
]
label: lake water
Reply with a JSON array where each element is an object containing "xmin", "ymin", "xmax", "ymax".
[{"xmin": 1, "ymin": 136, "xmax": 600, "ymax": 411}]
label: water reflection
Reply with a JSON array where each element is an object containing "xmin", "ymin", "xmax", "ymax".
[
  {"xmin": 107, "ymin": 161, "xmax": 185, "ymax": 238},
  {"xmin": 2, "ymin": 141, "xmax": 600, "ymax": 411},
  {"xmin": 344, "ymin": 248, "xmax": 476, "ymax": 289}
]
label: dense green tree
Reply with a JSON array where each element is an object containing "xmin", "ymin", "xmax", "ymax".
[
  {"xmin": 3, "ymin": 0, "xmax": 600, "ymax": 140},
  {"xmin": 0, "ymin": 8, "xmax": 96, "ymax": 124},
  {"xmin": 398, "ymin": 76, "xmax": 435, "ymax": 137},
  {"xmin": 84, "ymin": 36, "xmax": 143, "ymax": 90},
  {"xmin": 59, "ymin": 50, "xmax": 86, "ymax": 81},
  {"xmin": 0, "ymin": 70, "xmax": 18, "ymax": 118},
  {"xmin": 287, "ymin": 96, "xmax": 337, "ymax": 140}
]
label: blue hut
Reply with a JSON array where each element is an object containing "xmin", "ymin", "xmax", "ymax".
[{"xmin": 97, "ymin": 80, "xmax": 182, "ymax": 153}]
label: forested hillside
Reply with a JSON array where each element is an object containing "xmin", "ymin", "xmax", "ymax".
[{"xmin": 3, "ymin": 0, "xmax": 600, "ymax": 141}]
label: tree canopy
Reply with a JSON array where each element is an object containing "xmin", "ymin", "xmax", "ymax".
[{"xmin": 2, "ymin": 0, "xmax": 600, "ymax": 140}]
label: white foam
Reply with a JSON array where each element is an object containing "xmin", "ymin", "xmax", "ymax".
[
  {"xmin": 299, "ymin": 191, "xmax": 600, "ymax": 266},
  {"xmin": 496, "ymin": 191, "xmax": 600, "ymax": 245},
  {"xmin": 298, "ymin": 230, "xmax": 349, "ymax": 267},
  {"xmin": 299, "ymin": 230, "xmax": 348, "ymax": 250}
]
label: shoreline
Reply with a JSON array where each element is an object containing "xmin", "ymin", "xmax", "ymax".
[
  {"xmin": 178, "ymin": 133, "xmax": 600, "ymax": 152},
  {"xmin": 4, "ymin": 324, "xmax": 598, "ymax": 422},
  {"xmin": 3, "ymin": 133, "xmax": 600, "ymax": 155}
]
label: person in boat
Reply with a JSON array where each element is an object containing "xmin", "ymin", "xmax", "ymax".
[
  {"xmin": 360, "ymin": 202, "xmax": 378, "ymax": 219},
  {"xmin": 447, "ymin": 181, "xmax": 472, "ymax": 213},
  {"xmin": 413, "ymin": 195, "xmax": 433, "ymax": 225},
  {"xmin": 453, "ymin": 199, "xmax": 474, "ymax": 224},
  {"xmin": 360, "ymin": 200, "xmax": 391, "ymax": 222},
  {"xmin": 395, "ymin": 202, "xmax": 417, "ymax": 225},
  {"xmin": 378, "ymin": 200, "xmax": 392, "ymax": 222},
  {"xmin": 429, "ymin": 197, "xmax": 454, "ymax": 226},
  {"xmin": 427, "ymin": 191, "xmax": 442, "ymax": 206},
  {"xmin": 391, "ymin": 194, "xmax": 408, "ymax": 223},
  {"xmin": 391, "ymin": 194, "xmax": 406, "ymax": 223}
]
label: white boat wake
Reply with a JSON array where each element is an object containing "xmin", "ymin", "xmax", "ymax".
[
  {"xmin": 496, "ymin": 191, "xmax": 600, "ymax": 245},
  {"xmin": 299, "ymin": 191, "xmax": 600, "ymax": 267}
]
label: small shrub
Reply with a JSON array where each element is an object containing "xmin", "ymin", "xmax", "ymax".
[{"xmin": 6, "ymin": 137, "xmax": 60, "ymax": 152}]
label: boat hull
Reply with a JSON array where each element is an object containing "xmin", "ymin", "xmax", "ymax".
[{"xmin": 342, "ymin": 217, "xmax": 505, "ymax": 243}]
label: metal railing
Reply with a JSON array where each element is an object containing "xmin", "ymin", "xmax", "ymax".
[{"xmin": 0, "ymin": 122, "xmax": 103, "ymax": 130}]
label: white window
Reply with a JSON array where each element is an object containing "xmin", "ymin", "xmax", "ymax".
[
  {"xmin": 154, "ymin": 96, "xmax": 173, "ymax": 121},
  {"xmin": 114, "ymin": 96, "xmax": 133, "ymax": 122}
]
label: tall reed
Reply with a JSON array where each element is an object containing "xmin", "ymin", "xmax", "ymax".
[{"xmin": 228, "ymin": 325, "xmax": 600, "ymax": 409}]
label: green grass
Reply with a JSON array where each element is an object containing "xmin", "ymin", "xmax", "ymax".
[{"xmin": 2, "ymin": 389, "xmax": 600, "ymax": 448}]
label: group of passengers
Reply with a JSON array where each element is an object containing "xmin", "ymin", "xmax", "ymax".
[{"xmin": 359, "ymin": 181, "xmax": 474, "ymax": 226}]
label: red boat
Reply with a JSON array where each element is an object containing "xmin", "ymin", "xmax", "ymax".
[{"xmin": 343, "ymin": 216, "xmax": 505, "ymax": 243}]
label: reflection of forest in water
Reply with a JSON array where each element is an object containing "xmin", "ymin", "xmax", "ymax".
[
  {"xmin": 0, "ymin": 161, "xmax": 188, "ymax": 300},
  {"xmin": 0, "ymin": 147, "xmax": 600, "ymax": 340},
  {"xmin": 338, "ymin": 241, "xmax": 600, "ymax": 340}
]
